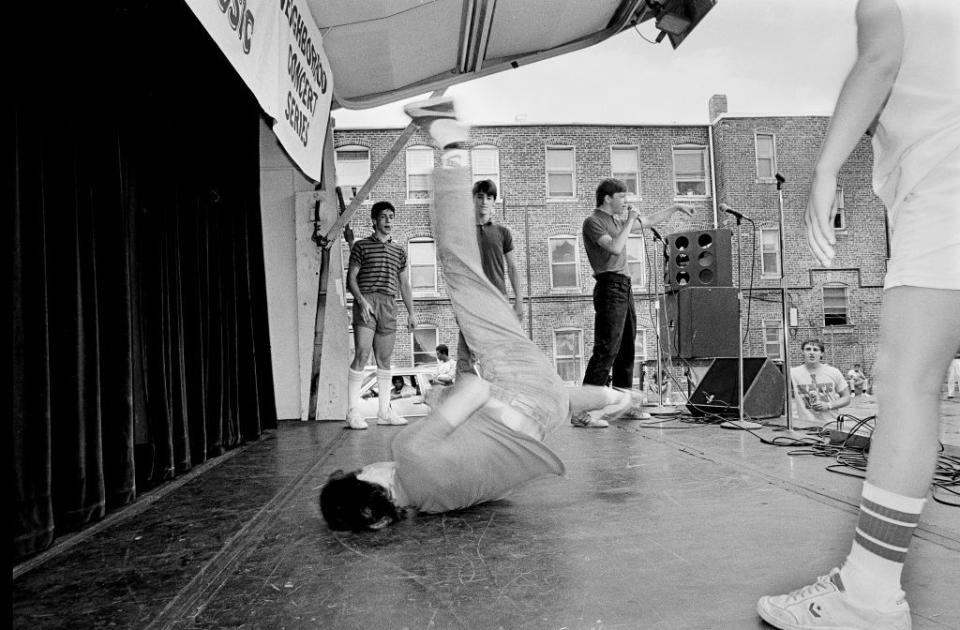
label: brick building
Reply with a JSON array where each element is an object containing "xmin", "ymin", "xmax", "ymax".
[{"xmin": 332, "ymin": 95, "xmax": 887, "ymax": 389}]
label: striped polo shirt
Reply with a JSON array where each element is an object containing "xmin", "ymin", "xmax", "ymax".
[{"xmin": 349, "ymin": 234, "xmax": 407, "ymax": 297}]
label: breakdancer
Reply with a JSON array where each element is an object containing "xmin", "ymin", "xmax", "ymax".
[{"xmin": 320, "ymin": 97, "xmax": 639, "ymax": 531}]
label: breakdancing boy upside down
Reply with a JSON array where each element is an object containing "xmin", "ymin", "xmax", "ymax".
[{"xmin": 320, "ymin": 98, "xmax": 639, "ymax": 531}]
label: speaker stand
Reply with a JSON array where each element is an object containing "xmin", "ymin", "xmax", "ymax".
[{"xmin": 721, "ymin": 214, "xmax": 761, "ymax": 431}]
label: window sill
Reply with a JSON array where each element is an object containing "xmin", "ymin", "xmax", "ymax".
[
  {"xmin": 550, "ymin": 287, "xmax": 581, "ymax": 294},
  {"xmin": 673, "ymin": 195, "xmax": 710, "ymax": 202},
  {"xmin": 546, "ymin": 197, "xmax": 578, "ymax": 203},
  {"xmin": 822, "ymin": 324, "xmax": 855, "ymax": 333},
  {"xmin": 404, "ymin": 198, "xmax": 430, "ymax": 205},
  {"xmin": 755, "ymin": 177, "xmax": 777, "ymax": 185}
]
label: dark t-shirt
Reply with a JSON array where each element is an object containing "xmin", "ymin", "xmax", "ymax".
[
  {"xmin": 476, "ymin": 222, "xmax": 513, "ymax": 295},
  {"xmin": 582, "ymin": 210, "xmax": 628, "ymax": 276}
]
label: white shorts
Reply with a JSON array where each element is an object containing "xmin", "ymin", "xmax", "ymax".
[{"xmin": 884, "ymin": 146, "xmax": 960, "ymax": 291}]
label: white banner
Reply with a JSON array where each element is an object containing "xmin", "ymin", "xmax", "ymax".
[{"xmin": 184, "ymin": 0, "xmax": 332, "ymax": 181}]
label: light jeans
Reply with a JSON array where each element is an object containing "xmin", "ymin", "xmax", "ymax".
[{"xmin": 430, "ymin": 166, "xmax": 570, "ymax": 436}]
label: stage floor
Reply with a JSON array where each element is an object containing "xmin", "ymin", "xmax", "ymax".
[{"xmin": 13, "ymin": 398, "xmax": 960, "ymax": 629}]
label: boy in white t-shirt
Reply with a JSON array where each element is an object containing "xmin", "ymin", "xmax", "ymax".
[{"xmin": 790, "ymin": 339, "xmax": 851, "ymax": 426}]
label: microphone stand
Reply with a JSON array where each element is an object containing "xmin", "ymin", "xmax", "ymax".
[
  {"xmin": 649, "ymin": 229, "xmax": 677, "ymax": 416},
  {"xmin": 776, "ymin": 174, "xmax": 796, "ymax": 433},
  {"xmin": 721, "ymin": 213, "xmax": 761, "ymax": 430}
]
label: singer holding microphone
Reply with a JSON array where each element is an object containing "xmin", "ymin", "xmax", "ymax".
[{"xmin": 577, "ymin": 178, "xmax": 694, "ymax": 427}]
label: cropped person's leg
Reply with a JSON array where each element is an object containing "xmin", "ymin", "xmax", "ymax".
[
  {"xmin": 611, "ymin": 294, "xmax": 636, "ymax": 388},
  {"xmin": 758, "ymin": 286, "xmax": 960, "ymax": 628}
]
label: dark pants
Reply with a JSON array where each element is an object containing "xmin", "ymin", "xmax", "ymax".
[{"xmin": 583, "ymin": 273, "xmax": 635, "ymax": 388}]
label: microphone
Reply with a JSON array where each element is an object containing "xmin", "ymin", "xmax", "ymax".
[
  {"xmin": 719, "ymin": 203, "xmax": 747, "ymax": 221},
  {"xmin": 649, "ymin": 227, "xmax": 664, "ymax": 242}
]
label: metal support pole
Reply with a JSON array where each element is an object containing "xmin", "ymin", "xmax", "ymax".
[{"xmin": 776, "ymin": 174, "xmax": 794, "ymax": 431}]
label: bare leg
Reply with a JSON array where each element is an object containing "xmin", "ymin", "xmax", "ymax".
[{"xmin": 867, "ymin": 286, "xmax": 960, "ymax": 495}]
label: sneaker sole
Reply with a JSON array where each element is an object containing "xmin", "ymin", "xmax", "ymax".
[{"xmin": 403, "ymin": 97, "xmax": 456, "ymax": 120}]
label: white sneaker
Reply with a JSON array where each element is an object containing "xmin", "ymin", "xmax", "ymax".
[
  {"xmin": 757, "ymin": 568, "xmax": 911, "ymax": 630},
  {"xmin": 570, "ymin": 412, "xmax": 609, "ymax": 428},
  {"xmin": 377, "ymin": 407, "xmax": 408, "ymax": 426},
  {"xmin": 596, "ymin": 390, "xmax": 636, "ymax": 423},
  {"xmin": 403, "ymin": 96, "xmax": 469, "ymax": 149},
  {"xmin": 345, "ymin": 408, "xmax": 368, "ymax": 430}
]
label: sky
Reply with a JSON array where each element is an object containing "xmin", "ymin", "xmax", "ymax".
[{"xmin": 331, "ymin": 0, "xmax": 859, "ymax": 129}]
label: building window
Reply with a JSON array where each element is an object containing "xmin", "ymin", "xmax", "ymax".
[
  {"xmin": 405, "ymin": 145, "xmax": 434, "ymax": 201},
  {"xmin": 548, "ymin": 236, "xmax": 579, "ymax": 289},
  {"xmin": 411, "ymin": 327, "xmax": 438, "ymax": 366},
  {"xmin": 755, "ymin": 132, "xmax": 776, "ymax": 180},
  {"xmin": 546, "ymin": 147, "xmax": 575, "ymax": 198},
  {"xmin": 408, "ymin": 238, "xmax": 437, "ymax": 295},
  {"xmin": 554, "ymin": 329, "xmax": 583, "ymax": 384},
  {"xmin": 672, "ymin": 146, "xmax": 708, "ymax": 197},
  {"xmin": 632, "ymin": 329, "xmax": 650, "ymax": 387},
  {"xmin": 335, "ymin": 145, "xmax": 371, "ymax": 203},
  {"xmin": 823, "ymin": 286, "xmax": 849, "ymax": 326},
  {"xmin": 762, "ymin": 320, "xmax": 783, "ymax": 360},
  {"xmin": 471, "ymin": 145, "xmax": 500, "ymax": 193},
  {"xmin": 760, "ymin": 228, "xmax": 781, "ymax": 277},
  {"xmin": 611, "ymin": 146, "xmax": 640, "ymax": 198},
  {"xmin": 626, "ymin": 235, "xmax": 647, "ymax": 288},
  {"xmin": 834, "ymin": 185, "xmax": 846, "ymax": 230}
]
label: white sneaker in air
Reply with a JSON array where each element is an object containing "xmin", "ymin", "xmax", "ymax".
[
  {"xmin": 757, "ymin": 568, "xmax": 911, "ymax": 630},
  {"xmin": 403, "ymin": 96, "xmax": 469, "ymax": 149}
]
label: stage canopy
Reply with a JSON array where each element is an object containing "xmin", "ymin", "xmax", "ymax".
[{"xmin": 186, "ymin": 0, "xmax": 715, "ymax": 179}]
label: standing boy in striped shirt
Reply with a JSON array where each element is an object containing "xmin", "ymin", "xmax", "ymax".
[{"xmin": 345, "ymin": 201, "xmax": 418, "ymax": 430}]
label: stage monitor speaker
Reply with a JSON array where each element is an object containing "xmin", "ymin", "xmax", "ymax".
[
  {"xmin": 686, "ymin": 357, "xmax": 785, "ymax": 419},
  {"xmin": 659, "ymin": 287, "xmax": 738, "ymax": 359},
  {"xmin": 663, "ymin": 228, "xmax": 733, "ymax": 291}
]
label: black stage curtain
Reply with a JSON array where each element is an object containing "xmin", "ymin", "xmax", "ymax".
[{"xmin": 11, "ymin": 1, "xmax": 277, "ymax": 562}]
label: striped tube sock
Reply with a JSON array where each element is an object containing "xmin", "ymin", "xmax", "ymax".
[
  {"xmin": 840, "ymin": 481, "xmax": 925, "ymax": 609},
  {"xmin": 347, "ymin": 368, "xmax": 365, "ymax": 412},
  {"xmin": 377, "ymin": 369, "xmax": 393, "ymax": 417}
]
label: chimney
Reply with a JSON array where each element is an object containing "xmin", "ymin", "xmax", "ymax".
[{"xmin": 708, "ymin": 94, "xmax": 728, "ymax": 121}]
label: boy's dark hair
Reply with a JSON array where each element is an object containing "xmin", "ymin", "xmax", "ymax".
[
  {"xmin": 595, "ymin": 178, "xmax": 627, "ymax": 208},
  {"xmin": 319, "ymin": 469, "xmax": 400, "ymax": 531},
  {"xmin": 472, "ymin": 179, "xmax": 498, "ymax": 200},
  {"xmin": 800, "ymin": 339, "xmax": 825, "ymax": 353},
  {"xmin": 370, "ymin": 201, "xmax": 396, "ymax": 221},
  {"xmin": 436, "ymin": 343, "xmax": 449, "ymax": 356}
]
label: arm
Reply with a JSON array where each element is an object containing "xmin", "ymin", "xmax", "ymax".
[
  {"xmin": 504, "ymin": 249, "xmax": 524, "ymax": 320},
  {"xmin": 634, "ymin": 204, "xmax": 696, "ymax": 232},
  {"xmin": 806, "ymin": 0, "xmax": 902, "ymax": 266},
  {"xmin": 594, "ymin": 209, "xmax": 639, "ymax": 254},
  {"xmin": 347, "ymin": 261, "xmax": 373, "ymax": 322},
  {"xmin": 398, "ymin": 268, "xmax": 417, "ymax": 331}
]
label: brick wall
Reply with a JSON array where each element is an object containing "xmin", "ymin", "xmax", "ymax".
[{"xmin": 332, "ymin": 116, "xmax": 887, "ymax": 383}]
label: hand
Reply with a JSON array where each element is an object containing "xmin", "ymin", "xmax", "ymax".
[
  {"xmin": 358, "ymin": 298, "xmax": 373, "ymax": 323},
  {"xmin": 407, "ymin": 313, "xmax": 418, "ymax": 332},
  {"xmin": 805, "ymin": 171, "xmax": 838, "ymax": 266},
  {"xmin": 343, "ymin": 223, "xmax": 355, "ymax": 244},
  {"xmin": 513, "ymin": 301, "xmax": 524, "ymax": 321},
  {"xmin": 811, "ymin": 400, "xmax": 831, "ymax": 412},
  {"xmin": 626, "ymin": 206, "xmax": 639, "ymax": 222}
]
